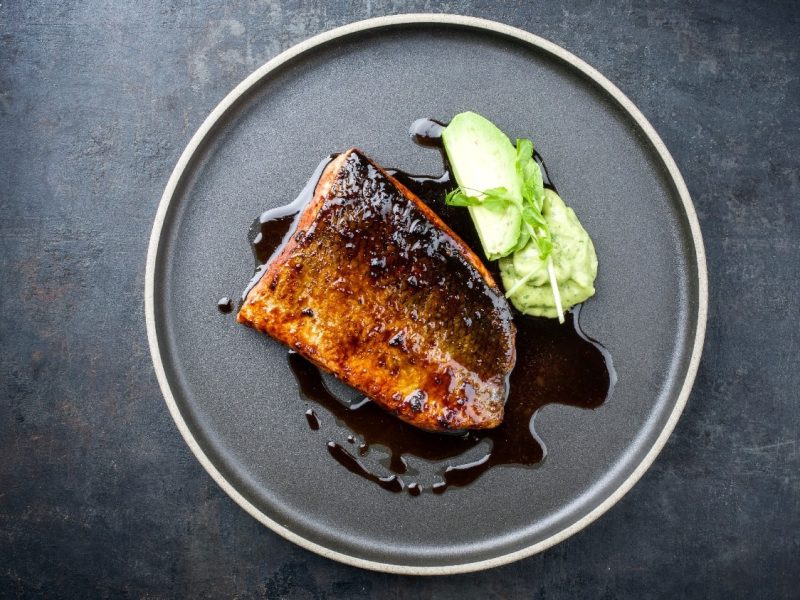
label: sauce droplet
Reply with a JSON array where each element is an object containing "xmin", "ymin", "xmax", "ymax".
[
  {"xmin": 305, "ymin": 408, "xmax": 320, "ymax": 431},
  {"xmin": 217, "ymin": 297, "xmax": 233, "ymax": 313},
  {"xmin": 409, "ymin": 117, "xmax": 446, "ymax": 147}
]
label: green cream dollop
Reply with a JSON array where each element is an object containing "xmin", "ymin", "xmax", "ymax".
[{"xmin": 499, "ymin": 189, "xmax": 597, "ymax": 318}]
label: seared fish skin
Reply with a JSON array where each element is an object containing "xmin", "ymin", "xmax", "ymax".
[{"xmin": 238, "ymin": 149, "xmax": 516, "ymax": 431}]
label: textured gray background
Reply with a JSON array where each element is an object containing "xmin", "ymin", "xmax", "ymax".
[{"xmin": 1, "ymin": 1, "xmax": 798, "ymax": 598}]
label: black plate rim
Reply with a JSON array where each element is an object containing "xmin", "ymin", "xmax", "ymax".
[{"xmin": 144, "ymin": 13, "xmax": 708, "ymax": 574}]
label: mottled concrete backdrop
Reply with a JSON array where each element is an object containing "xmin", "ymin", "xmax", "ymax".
[{"xmin": 1, "ymin": 1, "xmax": 798, "ymax": 598}]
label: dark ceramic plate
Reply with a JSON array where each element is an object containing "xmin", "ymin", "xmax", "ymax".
[{"xmin": 146, "ymin": 15, "xmax": 707, "ymax": 573}]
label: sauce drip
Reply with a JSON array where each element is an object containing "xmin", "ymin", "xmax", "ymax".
[
  {"xmin": 246, "ymin": 118, "xmax": 615, "ymax": 494},
  {"xmin": 327, "ymin": 442, "xmax": 404, "ymax": 493}
]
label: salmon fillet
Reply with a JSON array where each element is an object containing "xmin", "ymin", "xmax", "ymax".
[{"xmin": 238, "ymin": 149, "xmax": 516, "ymax": 431}]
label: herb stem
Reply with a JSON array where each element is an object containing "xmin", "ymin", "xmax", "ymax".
[
  {"xmin": 504, "ymin": 223, "xmax": 544, "ymax": 299},
  {"xmin": 504, "ymin": 263, "xmax": 537, "ymax": 298},
  {"xmin": 506, "ymin": 222, "xmax": 564, "ymax": 323}
]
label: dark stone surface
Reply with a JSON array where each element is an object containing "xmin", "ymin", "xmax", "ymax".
[{"xmin": 0, "ymin": 1, "xmax": 797, "ymax": 597}]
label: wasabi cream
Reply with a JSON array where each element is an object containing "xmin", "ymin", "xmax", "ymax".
[{"xmin": 500, "ymin": 189, "xmax": 597, "ymax": 318}]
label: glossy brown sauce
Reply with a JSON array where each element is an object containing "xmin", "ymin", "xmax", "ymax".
[
  {"xmin": 217, "ymin": 297, "xmax": 233, "ymax": 313},
  {"xmin": 304, "ymin": 408, "xmax": 320, "ymax": 431},
  {"xmin": 242, "ymin": 118, "xmax": 616, "ymax": 494}
]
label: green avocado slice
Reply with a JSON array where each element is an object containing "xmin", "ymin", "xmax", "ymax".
[{"xmin": 442, "ymin": 112, "xmax": 522, "ymax": 260}]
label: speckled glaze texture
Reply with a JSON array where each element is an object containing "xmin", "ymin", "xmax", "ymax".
[{"xmin": 1, "ymin": 1, "xmax": 798, "ymax": 598}]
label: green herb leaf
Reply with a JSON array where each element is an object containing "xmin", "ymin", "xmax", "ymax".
[
  {"xmin": 444, "ymin": 188, "xmax": 474, "ymax": 206},
  {"xmin": 516, "ymin": 139, "xmax": 545, "ymax": 210},
  {"xmin": 515, "ymin": 138, "xmax": 553, "ymax": 261},
  {"xmin": 521, "ymin": 205, "xmax": 548, "ymax": 230},
  {"xmin": 515, "ymin": 138, "xmax": 536, "ymax": 183},
  {"xmin": 445, "ymin": 186, "xmax": 514, "ymax": 213}
]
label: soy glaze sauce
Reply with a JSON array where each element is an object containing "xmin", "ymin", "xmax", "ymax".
[{"xmin": 237, "ymin": 118, "xmax": 616, "ymax": 495}]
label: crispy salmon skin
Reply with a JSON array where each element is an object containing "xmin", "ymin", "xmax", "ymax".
[{"xmin": 237, "ymin": 149, "xmax": 516, "ymax": 431}]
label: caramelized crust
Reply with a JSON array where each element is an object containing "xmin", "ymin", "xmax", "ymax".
[{"xmin": 238, "ymin": 149, "xmax": 516, "ymax": 431}]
